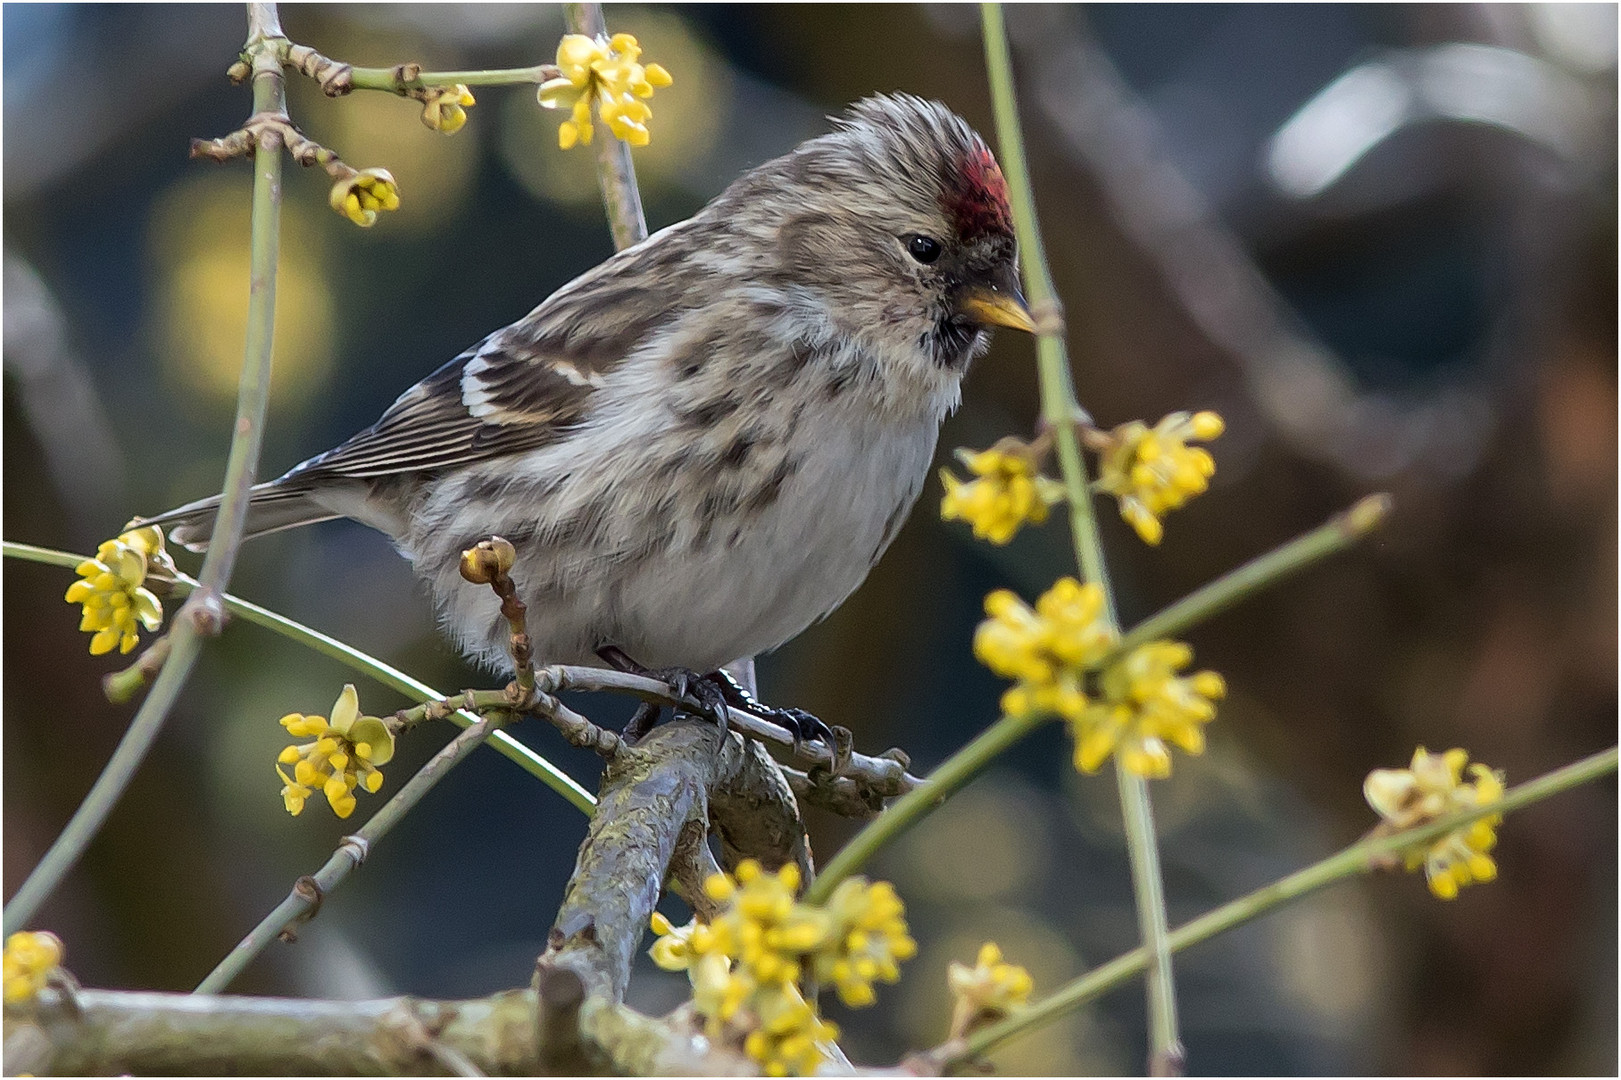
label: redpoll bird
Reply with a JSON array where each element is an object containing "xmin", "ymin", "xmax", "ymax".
[{"xmin": 141, "ymin": 94, "xmax": 1034, "ymax": 723}]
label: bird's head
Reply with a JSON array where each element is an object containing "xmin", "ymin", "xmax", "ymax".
[{"xmin": 747, "ymin": 94, "xmax": 1032, "ymax": 378}]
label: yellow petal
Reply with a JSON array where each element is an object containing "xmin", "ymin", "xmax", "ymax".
[
  {"xmin": 1427, "ymin": 868, "xmax": 1460, "ymax": 900},
  {"xmin": 329, "ymin": 684, "xmax": 361, "ymax": 733},
  {"xmin": 556, "ymin": 33, "xmax": 600, "ymax": 70},
  {"xmin": 537, "ymin": 77, "xmax": 577, "ymax": 110},
  {"xmin": 133, "ymin": 589, "xmax": 163, "ymax": 630},
  {"xmin": 1190, "ymin": 411, "xmax": 1224, "ymax": 439},
  {"xmin": 347, "ymin": 717, "xmax": 395, "ymax": 765}
]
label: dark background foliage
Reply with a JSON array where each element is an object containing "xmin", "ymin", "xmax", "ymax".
[{"xmin": 4, "ymin": 4, "xmax": 1615, "ymax": 1074}]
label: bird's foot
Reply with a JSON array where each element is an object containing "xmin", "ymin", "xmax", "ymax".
[
  {"xmin": 597, "ymin": 647, "xmax": 730, "ymax": 737},
  {"xmin": 594, "ymin": 647, "xmax": 837, "ymax": 752},
  {"xmin": 707, "ymin": 669, "xmax": 837, "ymax": 750}
]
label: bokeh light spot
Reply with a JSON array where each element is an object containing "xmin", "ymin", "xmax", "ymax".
[
  {"xmin": 897, "ymin": 777, "xmax": 1049, "ymax": 903},
  {"xmin": 148, "ymin": 174, "xmax": 334, "ymax": 412}
]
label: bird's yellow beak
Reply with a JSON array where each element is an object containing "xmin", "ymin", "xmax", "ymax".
[{"xmin": 958, "ymin": 287, "xmax": 1036, "ymax": 333}]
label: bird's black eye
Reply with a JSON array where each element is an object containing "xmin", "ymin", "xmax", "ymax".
[{"xmin": 906, "ymin": 234, "xmax": 943, "ymax": 264}]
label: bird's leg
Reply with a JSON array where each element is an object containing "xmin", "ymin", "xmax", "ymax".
[
  {"xmin": 593, "ymin": 648, "xmax": 835, "ymax": 750},
  {"xmin": 705, "ymin": 669, "xmax": 837, "ymax": 750},
  {"xmin": 596, "ymin": 646, "xmax": 730, "ymax": 733},
  {"xmin": 621, "ymin": 701, "xmax": 661, "ymax": 743}
]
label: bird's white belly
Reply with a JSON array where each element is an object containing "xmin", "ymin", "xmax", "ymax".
[
  {"xmin": 614, "ymin": 428, "xmax": 932, "ymax": 669},
  {"xmin": 422, "ymin": 408, "xmax": 937, "ymax": 674}
]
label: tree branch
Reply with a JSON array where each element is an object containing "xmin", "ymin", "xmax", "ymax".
[
  {"xmin": 3, "ymin": 1, "xmax": 288, "ymax": 937},
  {"xmin": 984, "ymin": 6, "xmax": 1180, "ymax": 1069},
  {"xmin": 926, "ymin": 746, "xmax": 1619, "ymax": 1071},
  {"xmin": 6, "ymin": 984, "xmax": 757, "ymax": 1076},
  {"xmin": 708, "ymin": 739, "xmax": 815, "ymax": 879},
  {"xmin": 536, "ymin": 720, "xmax": 738, "ymax": 1000}
]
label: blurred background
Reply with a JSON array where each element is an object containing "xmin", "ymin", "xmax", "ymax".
[{"xmin": 4, "ymin": 4, "xmax": 1615, "ymax": 1074}]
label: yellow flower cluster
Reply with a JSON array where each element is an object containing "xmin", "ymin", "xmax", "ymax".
[
  {"xmin": 1075, "ymin": 641, "xmax": 1225, "ymax": 779},
  {"xmin": 1094, "ymin": 411, "xmax": 1224, "ymax": 545},
  {"xmin": 814, "ymin": 878, "xmax": 916, "ymax": 1007},
  {"xmin": 649, "ymin": 861, "xmax": 915, "ymax": 1076},
  {"xmin": 1364, "ymin": 747, "xmax": 1505, "ymax": 900},
  {"xmin": 974, "ymin": 581, "xmax": 1223, "ymax": 778},
  {"xmin": 940, "ymin": 442, "xmax": 1066, "ymax": 545},
  {"xmin": 329, "ymin": 167, "xmax": 401, "ymax": 228},
  {"xmin": 537, "ymin": 32, "xmax": 672, "ymax": 149},
  {"xmin": 744, "ymin": 984, "xmax": 841, "ymax": 1078},
  {"xmin": 3, "ymin": 931, "xmax": 63, "ymax": 1005},
  {"xmin": 973, "ymin": 578, "xmax": 1114, "ymax": 723},
  {"xmin": 63, "ymin": 526, "xmax": 171, "ymax": 656},
  {"xmin": 420, "ymin": 84, "xmax": 476, "ymax": 134},
  {"xmin": 276, "ymin": 685, "xmax": 395, "ymax": 819},
  {"xmin": 947, "ymin": 942, "xmax": 1033, "ymax": 1039}
]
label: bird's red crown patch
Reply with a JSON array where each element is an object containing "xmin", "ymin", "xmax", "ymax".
[{"xmin": 944, "ymin": 144, "xmax": 1013, "ymax": 240}]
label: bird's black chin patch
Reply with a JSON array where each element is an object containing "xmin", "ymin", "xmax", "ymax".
[{"xmin": 925, "ymin": 317, "xmax": 984, "ymax": 370}]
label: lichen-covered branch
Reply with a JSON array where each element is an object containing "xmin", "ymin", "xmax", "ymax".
[
  {"xmin": 5, "ymin": 984, "xmax": 755, "ymax": 1076},
  {"xmin": 708, "ymin": 739, "xmax": 815, "ymax": 878},
  {"xmin": 783, "ymin": 765, "xmax": 888, "ymax": 819},
  {"xmin": 537, "ymin": 721, "xmax": 737, "ymax": 1000}
]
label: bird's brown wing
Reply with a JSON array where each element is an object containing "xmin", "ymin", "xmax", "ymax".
[
  {"xmin": 285, "ymin": 241, "xmax": 684, "ymax": 482},
  {"xmin": 284, "ymin": 333, "xmax": 590, "ymax": 480}
]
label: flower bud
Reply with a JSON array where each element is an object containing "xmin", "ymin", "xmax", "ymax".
[{"xmin": 459, "ymin": 536, "xmax": 517, "ymax": 584}]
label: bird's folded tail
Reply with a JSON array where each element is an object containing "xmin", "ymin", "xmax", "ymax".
[{"xmin": 131, "ymin": 482, "xmax": 340, "ymax": 553}]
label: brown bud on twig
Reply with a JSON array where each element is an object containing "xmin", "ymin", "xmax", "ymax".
[
  {"xmin": 285, "ymin": 43, "xmax": 354, "ymax": 96},
  {"xmin": 279, "ymin": 126, "xmax": 340, "ymax": 171},
  {"xmin": 459, "ymin": 537, "xmax": 517, "ymax": 585},
  {"xmin": 391, "ymin": 62, "xmax": 424, "ymax": 90},
  {"xmin": 189, "ymin": 129, "xmax": 257, "ymax": 163}
]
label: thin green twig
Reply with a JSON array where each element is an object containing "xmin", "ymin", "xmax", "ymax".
[
  {"xmin": 194, "ymin": 712, "xmax": 511, "ymax": 994},
  {"xmin": 796, "ymin": 492, "xmax": 1387, "ymax": 902},
  {"xmin": 1115, "ymin": 494, "xmax": 1391, "ymax": 657},
  {"xmin": 981, "ymin": 5, "xmax": 1181, "ymax": 1069},
  {"xmin": 3, "ymin": 2, "xmax": 288, "ymax": 938},
  {"xmin": 805, "ymin": 712, "xmax": 1046, "ymax": 905},
  {"xmin": 347, "ymin": 64, "xmax": 555, "ymax": 91},
  {"xmin": 939, "ymin": 746, "xmax": 1618, "ymax": 1070},
  {"xmin": 3, "ymin": 541, "xmax": 594, "ymax": 814}
]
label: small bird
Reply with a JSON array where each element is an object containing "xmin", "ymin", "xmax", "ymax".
[{"xmin": 142, "ymin": 94, "xmax": 1033, "ymax": 731}]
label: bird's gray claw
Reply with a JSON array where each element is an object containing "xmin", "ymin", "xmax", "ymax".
[{"xmin": 780, "ymin": 707, "xmax": 836, "ymax": 750}]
